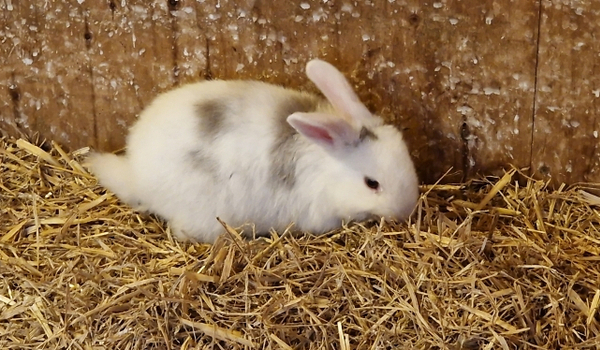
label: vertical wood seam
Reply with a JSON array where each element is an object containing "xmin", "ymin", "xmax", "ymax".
[
  {"xmin": 168, "ymin": 5, "xmax": 180, "ymax": 86},
  {"xmin": 8, "ymin": 73, "xmax": 25, "ymax": 136},
  {"xmin": 529, "ymin": 0, "xmax": 544, "ymax": 175},
  {"xmin": 191, "ymin": 1, "xmax": 211, "ymax": 80},
  {"xmin": 460, "ymin": 116, "xmax": 470, "ymax": 182},
  {"xmin": 205, "ymin": 37, "xmax": 211, "ymax": 79},
  {"xmin": 83, "ymin": 9, "xmax": 98, "ymax": 149}
]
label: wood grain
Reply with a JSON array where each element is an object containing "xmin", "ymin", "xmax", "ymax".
[
  {"xmin": 85, "ymin": 0, "xmax": 176, "ymax": 151},
  {"xmin": 1, "ymin": 0, "xmax": 95, "ymax": 148},
  {"xmin": 0, "ymin": 0, "xmax": 19, "ymax": 139},
  {"xmin": 532, "ymin": 0, "xmax": 600, "ymax": 185},
  {"xmin": 0, "ymin": 0, "xmax": 597, "ymax": 185}
]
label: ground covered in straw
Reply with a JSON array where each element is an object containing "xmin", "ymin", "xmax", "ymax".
[{"xmin": 1, "ymin": 136, "xmax": 600, "ymax": 349}]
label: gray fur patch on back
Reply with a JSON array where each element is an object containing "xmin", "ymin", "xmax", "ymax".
[
  {"xmin": 196, "ymin": 100, "xmax": 227, "ymax": 135},
  {"xmin": 270, "ymin": 94, "xmax": 320, "ymax": 188}
]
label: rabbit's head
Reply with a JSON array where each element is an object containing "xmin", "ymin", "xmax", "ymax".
[{"xmin": 288, "ymin": 59, "xmax": 419, "ymax": 223}]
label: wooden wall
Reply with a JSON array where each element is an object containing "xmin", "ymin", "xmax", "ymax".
[{"xmin": 1, "ymin": 0, "xmax": 599, "ymax": 185}]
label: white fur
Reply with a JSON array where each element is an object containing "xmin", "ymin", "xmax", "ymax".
[{"xmin": 88, "ymin": 59, "xmax": 419, "ymax": 242}]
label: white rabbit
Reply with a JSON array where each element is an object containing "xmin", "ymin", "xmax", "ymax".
[{"xmin": 88, "ymin": 59, "xmax": 419, "ymax": 243}]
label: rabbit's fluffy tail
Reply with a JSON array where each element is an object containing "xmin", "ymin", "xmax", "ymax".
[{"xmin": 88, "ymin": 153, "xmax": 140, "ymax": 207}]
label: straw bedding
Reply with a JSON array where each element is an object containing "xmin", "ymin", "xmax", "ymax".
[{"xmin": 1, "ymin": 136, "xmax": 599, "ymax": 349}]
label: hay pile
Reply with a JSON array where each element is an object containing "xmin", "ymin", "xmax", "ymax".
[{"xmin": 1, "ymin": 136, "xmax": 599, "ymax": 349}]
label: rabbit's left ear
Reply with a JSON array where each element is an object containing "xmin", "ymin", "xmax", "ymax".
[
  {"xmin": 287, "ymin": 112, "xmax": 361, "ymax": 150},
  {"xmin": 305, "ymin": 59, "xmax": 373, "ymax": 125}
]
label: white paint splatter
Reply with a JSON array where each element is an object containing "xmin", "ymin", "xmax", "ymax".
[
  {"xmin": 449, "ymin": 76, "xmax": 460, "ymax": 90},
  {"xmin": 593, "ymin": 89, "xmax": 600, "ymax": 97},
  {"xmin": 449, "ymin": 18, "xmax": 458, "ymax": 25},
  {"xmin": 519, "ymin": 80, "xmax": 530, "ymax": 91},
  {"xmin": 341, "ymin": 3, "xmax": 353, "ymax": 12},
  {"xmin": 594, "ymin": 131, "xmax": 598, "ymax": 138},
  {"xmin": 469, "ymin": 86, "xmax": 480, "ymax": 94},
  {"xmin": 466, "ymin": 116, "xmax": 482, "ymax": 128},
  {"xmin": 433, "ymin": 2, "xmax": 442, "ymax": 8},
  {"xmin": 483, "ymin": 87, "xmax": 500, "ymax": 95},
  {"xmin": 300, "ymin": 3, "xmax": 310, "ymax": 9},
  {"xmin": 22, "ymin": 58, "xmax": 33, "ymax": 65},
  {"xmin": 362, "ymin": 34, "xmax": 371, "ymax": 41},
  {"xmin": 312, "ymin": 8, "xmax": 326, "ymax": 22},
  {"xmin": 132, "ymin": 5, "xmax": 147, "ymax": 14},
  {"xmin": 457, "ymin": 105, "xmax": 473, "ymax": 115}
]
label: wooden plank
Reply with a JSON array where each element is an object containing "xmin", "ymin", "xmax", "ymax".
[
  {"xmin": 532, "ymin": 1, "xmax": 600, "ymax": 185},
  {"xmin": 0, "ymin": 1, "xmax": 546, "ymax": 185},
  {"xmin": 166, "ymin": 1, "xmax": 339, "ymax": 86},
  {"xmin": 336, "ymin": 1, "xmax": 539, "ymax": 183},
  {"xmin": 0, "ymin": 1, "xmax": 21, "ymax": 139},
  {"xmin": 85, "ymin": 0, "xmax": 175, "ymax": 151},
  {"xmin": 174, "ymin": 1, "xmax": 539, "ymax": 183},
  {"xmin": 0, "ymin": 0, "xmax": 95, "ymax": 148},
  {"xmin": 168, "ymin": 0, "xmax": 208, "ymax": 85},
  {"xmin": 249, "ymin": 1, "xmax": 340, "ymax": 86}
]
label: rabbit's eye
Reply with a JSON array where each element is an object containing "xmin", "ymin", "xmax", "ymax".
[{"xmin": 364, "ymin": 177, "xmax": 380, "ymax": 190}]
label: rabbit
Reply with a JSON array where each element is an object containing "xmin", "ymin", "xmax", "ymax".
[{"xmin": 88, "ymin": 59, "xmax": 419, "ymax": 243}]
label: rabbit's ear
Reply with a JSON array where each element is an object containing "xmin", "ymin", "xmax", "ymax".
[
  {"xmin": 287, "ymin": 112, "xmax": 361, "ymax": 149},
  {"xmin": 305, "ymin": 59, "xmax": 372, "ymax": 124}
]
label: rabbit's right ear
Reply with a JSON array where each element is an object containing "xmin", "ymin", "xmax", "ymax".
[
  {"xmin": 305, "ymin": 59, "xmax": 372, "ymax": 124},
  {"xmin": 287, "ymin": 112, "xmax": 361, "ymax": 150}
]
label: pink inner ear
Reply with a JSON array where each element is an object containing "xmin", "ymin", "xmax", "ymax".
[{"xmin": 302, "ymin": 124, "xmax": 334, "ymax": 144}]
